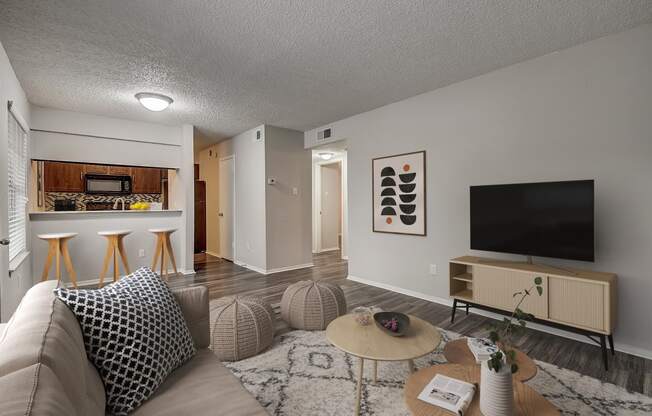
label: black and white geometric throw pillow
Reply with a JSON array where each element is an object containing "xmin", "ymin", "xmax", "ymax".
[{"xmin": 54, "ymin": 267, "xmax": 196, "ymax": 416}]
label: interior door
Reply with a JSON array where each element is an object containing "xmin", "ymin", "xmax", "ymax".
[
  {"xmin": 320, "ymin": 162, "xmax": 341, "ymax": 251},
  {"xmin": 218, "ymin": 157, "xmax": 235, "ymax": 261}
]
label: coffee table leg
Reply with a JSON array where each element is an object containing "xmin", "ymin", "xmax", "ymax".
[
  {"xmin": 407, "ymin": 359, "xmax": 415, "ymax": 373},
  {"xmin": 355, "ymin": 358, "xmax": 364, "ymax": 415},
  {"xmin": 373, "ymin": 360, "xmax": 378, "ymax": 384}
]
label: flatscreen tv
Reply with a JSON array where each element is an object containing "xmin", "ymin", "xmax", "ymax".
[{"xmin": 470, "ymin": 180, "xmax": 594, "ymax": 262}]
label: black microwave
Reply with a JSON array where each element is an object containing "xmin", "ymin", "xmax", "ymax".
[{"xmin": 84, "ymin": 174, "xmax": 132, "ymax": 195}]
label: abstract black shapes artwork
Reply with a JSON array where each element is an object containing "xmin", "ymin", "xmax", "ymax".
[
  {"xmin": 399, "ymin": 194, "xmax": 416, "ymax": 203},
  {"xmin": 381, "ymin": 177, "xmax": 397, "ymax": 186},
  {"xmin": 372, "ymin": 151, "xmax": 426, "ymax": 236}
]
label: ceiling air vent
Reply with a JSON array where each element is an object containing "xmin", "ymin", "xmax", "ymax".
[{"xmin": 317, "ymin": 128, "xmax": 332, "ymax": 141}]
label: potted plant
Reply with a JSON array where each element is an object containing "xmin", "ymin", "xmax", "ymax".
[{"xmin": 479, "ymin": 277, "xmax": 543, "ymax": 416}]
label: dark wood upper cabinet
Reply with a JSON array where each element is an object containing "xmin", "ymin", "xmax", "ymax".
[
  {"xmin": 108, "ymin": 165, "xmax": 132, "ymax": 176},
  {"xmin": 83, "ymin": 164, "xmax": 109, "ymax": 175},
  {"xmin": 44, "ymin": 161, "xmax": 85, "ymax": 192},
  {"xmin": 132, "ymin": 167, "xmax": 162, "ymax": 194}
]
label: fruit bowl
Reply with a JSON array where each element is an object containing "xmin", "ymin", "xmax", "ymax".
[{"xmin": 373, "ymin": 312, "xmax": 410, "ymax": 337}]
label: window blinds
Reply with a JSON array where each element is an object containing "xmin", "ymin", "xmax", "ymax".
[{"xmin": 7, "ymin": 103, "xmax": 29, "ymax": 261}]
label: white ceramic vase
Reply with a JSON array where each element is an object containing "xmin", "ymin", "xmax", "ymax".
[{"xmin": 480, "ymin": 361, "xmax": 514, "ymax": 416}]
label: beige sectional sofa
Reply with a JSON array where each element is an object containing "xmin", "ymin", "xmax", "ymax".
[{"xmin": 0, "ymin": 281, "xmax": 268, "ymax": 416}]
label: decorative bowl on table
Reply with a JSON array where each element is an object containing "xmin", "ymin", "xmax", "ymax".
[{"xmin": 373, "ymin": 312, "xmax": 410, "ymax": 337}]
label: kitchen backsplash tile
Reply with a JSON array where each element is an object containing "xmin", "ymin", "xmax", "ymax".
[{"xmin": 45, "ymin": 192, "xmax": 162, "ymax": 211}]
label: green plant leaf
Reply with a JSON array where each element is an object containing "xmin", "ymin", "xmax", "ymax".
[
  {"xmin": 511, "ymin": 363, "xmax": 518, "ymax": 374},
  {"xmin": 534, "ymin": 276, "xmax": 543, "ymax": 285},
  {"xmin": 489, "ymin": 331, "xmax": 499, "ymax": 343},
  {"xmin": 536, "ymin": 286, "xmax": 543, "ymax": 296},
  {"xmin": 524, "ymin": 289, "xmax": 530, "ymax": 295}
]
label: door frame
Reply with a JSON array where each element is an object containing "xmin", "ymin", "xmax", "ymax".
[
  {"xmin": 218, "ymin": 155, "xmax": 236, "ymax": 261},
  {"xmin": 313, "ymin": 154, "xmax": 347, "ymax": 259}
]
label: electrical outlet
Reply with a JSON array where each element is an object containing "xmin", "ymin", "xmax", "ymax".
[
  {"xmin": 138, "ymin": 249, "xmax": 145, "ymax": 258},
  {"xmin": 429, "ymin": 264, "xmax": 437, "ymax": 275},
  {"xmin": 291, "ymin": 187, "xmax": 298, "ymax": 196}
]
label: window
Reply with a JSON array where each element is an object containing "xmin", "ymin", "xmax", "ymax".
[{"xmin": 7, "ymin": 103, "xmax": 29, "ymax": 262}]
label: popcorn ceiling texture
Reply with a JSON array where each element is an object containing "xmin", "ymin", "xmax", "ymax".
[{"xmin": 0, "ymin": 1, "xmax": 651, "ymax": 144}]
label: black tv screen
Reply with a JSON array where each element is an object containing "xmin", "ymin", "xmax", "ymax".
[{"xmin": 470, "ymin": 180, "xmax": 594, "ymax": 262}]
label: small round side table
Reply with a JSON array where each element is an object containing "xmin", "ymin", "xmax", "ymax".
[
  {"xmin": 404, "ymin": 364, "xmax": 559, "ymax": 416},
  {"xmin": 443, "ymin": 338, "xmax": 537, "ymax": 382}
]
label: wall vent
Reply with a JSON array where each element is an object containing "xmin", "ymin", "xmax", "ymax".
[{"xmin": 317, "ymin": 128, "xmax": 332, "ymax": 141}]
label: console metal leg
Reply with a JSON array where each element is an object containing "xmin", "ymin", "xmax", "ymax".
[
  {"xmin": 465, "ymin": 303, "xmax": 469, "ymax": 315},
  {"xmin": 451, "ymin": 299, "xmax": 458, "ymax": 323},
  {"xmin": 600, "ymin": 334, "xmax": 609, "ymax": 371},
  {"xmin": 608, "ymin": 334, "xmax": 615, "ymax": 355}
]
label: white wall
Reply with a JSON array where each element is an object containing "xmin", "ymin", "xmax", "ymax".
[
  {"xmin": 30, "ymin": 106, "xmax": 183, "ymax": 168},
  {"xmin": 0, "ymin": 41, "xmax": 32, "ymax": 321},
  {"xmin": 305, "ymin": 24, "xmax": 652, "ymax": 358},
  {"xmin": 198, "ymin": 125, "xmax": 311, "ymax": 273},
  {"xmin": 29, "ymin": 107, "xmax": 195, "ymax": 274},
  {"xmin": 265, "ymin": 126, "xmax": 312, "ymax": 271}
]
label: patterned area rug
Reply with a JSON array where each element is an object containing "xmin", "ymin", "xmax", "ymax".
[{"xmin": 222, "ymin": 329, "xmax": 652, "ymax": 416}]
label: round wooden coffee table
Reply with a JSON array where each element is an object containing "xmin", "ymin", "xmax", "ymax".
[
  {"xmin": 326, "ymin": 314, "xmax": 441, "ymax": 416},
  {"xmin": 443, "ymin": 338, "xmax": 537, "ymax": 382},
  {"xmin": 405, "ymin": 364, "xmax": 559, "ymax": 416}
]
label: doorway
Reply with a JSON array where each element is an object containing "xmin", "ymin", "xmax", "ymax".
[
  {"xmin": 218, "ymin": 156, "xmax": 235, "ymax": 261},
  {"xmin": 320, "ymin": 162, "xmax": 342, "ymax": 252},
  {"xmin": 312, "ymin": 143, "xmax": 348, "ymax": 259}
]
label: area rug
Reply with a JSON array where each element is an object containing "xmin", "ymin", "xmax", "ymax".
[{"xmin": 222, "ymin": 329, "xmax": 652, "ymax": 416}]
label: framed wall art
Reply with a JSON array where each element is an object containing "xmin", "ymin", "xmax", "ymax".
[{"xmin": 372, "ymin": 150, "xmax": 426, "ymax": 236}]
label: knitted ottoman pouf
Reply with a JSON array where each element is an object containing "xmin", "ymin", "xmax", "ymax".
[
  {"xmin": 280, "ymin": 281, "xmax": 347, "ymax": 330},
  {"xmin": 211, "ymin": 296, "xmax": 275, "ymax": 361}
]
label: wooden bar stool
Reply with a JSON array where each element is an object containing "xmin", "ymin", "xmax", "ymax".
[
  {"xmin": 149, "ymin": 228, "xmax": 178, "ymax": 278},
  {"xmin": 98, "ymin": 230, "xmax": 132, "ymax": 287},
  {"xmin": 38, "ymin": 233, "xmax": 79, "ymax": 287}
]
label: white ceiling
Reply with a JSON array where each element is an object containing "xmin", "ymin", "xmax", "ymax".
[{"xmin": 1, "ymin": 1, "xmax": 651, "ymax": 147}]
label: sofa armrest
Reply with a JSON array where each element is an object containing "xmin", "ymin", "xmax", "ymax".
[{"xmin": 171, "ymin": 286, "xmax": 210, "ymax": 349}]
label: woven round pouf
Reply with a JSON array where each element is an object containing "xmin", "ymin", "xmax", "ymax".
[
  {"xmin": 211, "ymin": 296, "xmax": 275, "ymax": 361},
  {"xmin": 280, "ymin": 281, "xmax": 347, "ymax": 330}
]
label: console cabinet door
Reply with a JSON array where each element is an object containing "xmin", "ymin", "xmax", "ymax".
[
  {"xmin": 474, "ymin": 267, "xmax": 548, "ymax": 319},
  {"xmin": 548, "ymin": 277, "xmax": 605, "ymax": 332},
  {"xmin": 44, "ymin": 161, "xmax": 85, "ymax": 192}
]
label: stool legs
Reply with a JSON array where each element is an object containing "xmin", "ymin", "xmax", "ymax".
[
  {"xmin": 41, "ymin": 237, "xmax": 78, "ymax": 288},
  {"xmin": 99, "ymin": 235, "xmax": 130, "ymax": 288},
  {"xmin": 151, "ymin": 232, "xmax": 178, "ymax": 278}
]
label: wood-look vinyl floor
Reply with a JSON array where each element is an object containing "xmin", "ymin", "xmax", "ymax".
[{"xmin": 168, "ymin": 251, "xmax": 651, "ymax": 396}]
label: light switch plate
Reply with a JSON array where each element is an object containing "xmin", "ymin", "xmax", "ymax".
[
  {"xmin": 138, "ymin": 249, "xmax": 145, "ymax": 258},
  {"xmin": 429, "ymin": 264, "xmax": 437, "ymax": 275}
]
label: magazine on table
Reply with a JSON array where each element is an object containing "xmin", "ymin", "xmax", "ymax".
[
  {"xmin": 417, "ymin": 374, "xmax": 476, "ymax": 415},
  {"xmin": 467, "ymin": 337, "xmax": 499, "ymax": 363}
]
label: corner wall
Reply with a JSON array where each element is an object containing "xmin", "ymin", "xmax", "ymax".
[{"xmin": 304, "ymin": 24, "xmax": 652, "ymax": 358}]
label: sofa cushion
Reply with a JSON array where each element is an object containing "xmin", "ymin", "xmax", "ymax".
[
  {"xmin": 132, "ymin": 349, "xmax": 268, "ymax": 416},
  {"xmin": 55, "ymin": 267, "xmax": 196, "ymax": 416},
  {"xmin": 0, "ymin": 281, "xmax": 105, "ymax": 416}
]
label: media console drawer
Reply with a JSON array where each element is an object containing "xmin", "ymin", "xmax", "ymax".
[{"xmin": 548, "ymin": 277, "xmax": 607, "ymax": 332}]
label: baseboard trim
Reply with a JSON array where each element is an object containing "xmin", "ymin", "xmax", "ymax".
[
  {"xmin": 319, "ymin": 247, "xmax": 340, "ymax": 253},
  {"xmin": 347, "ymin": 274, "xmax": 652, "ymax": 361},
  {"xmin": 204, "ymin": 250, "xmax": 221, "ymax": 258},
  {"xmin": 266, "ymin": 263, "xmax": 314, "ymax": 275},
  {"xmin": 234, "ymin": 261, "xmax": 314, "ymax": 276},
  {"xmin": 64, "ymin": 268, "xmax": 193, "ymax": 288}
]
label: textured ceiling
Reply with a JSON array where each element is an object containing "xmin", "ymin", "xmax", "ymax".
[{"xmin": 1, "ymin": 1, "xmax": 651, "ymax": 145}]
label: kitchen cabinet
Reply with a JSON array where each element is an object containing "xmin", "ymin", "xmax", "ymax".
[
  {"xmin": 108, "ymin": 165, "xmax": 132, "ymax": 175},
  {"xmin": 132, "ymin": 167, "xmax": 162, "ymax": 194},
  {"xmin": 44, "ymin": 161, "xmax": 85, "ymax": 192},
  {"xmin": 83, "ymin": 164, "xmax": 109, "ymax": 175}
]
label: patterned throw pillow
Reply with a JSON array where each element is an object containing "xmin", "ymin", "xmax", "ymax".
[{"xmin": 54, "ymin": 267, "xmax": 196, "ymax": 415}]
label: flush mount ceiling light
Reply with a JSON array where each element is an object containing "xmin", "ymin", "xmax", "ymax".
[
  {"xmin": 318, "ymin": 152, "xmax": 335, "ymax": 161},
  {"xmin": 135, "ymin": 92, "xmax": 173, "ymax": 112}
]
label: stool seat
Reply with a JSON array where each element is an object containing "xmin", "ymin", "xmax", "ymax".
[
  {"xmin": 148, "ymin": 228, "xmax": 177, "ymax": 234},
  {"xmin": 38, "ymin": 232, "xmax": 78, "ymax": 240},
  {"xmin": 98, "ymin": 231, "xmax": 131, "ymax": 287},
  {"xmin": 39, "ymin": 233, "xmax": 78, "ymax": 287},
  {"xmin": 97, "ymin": 230, "xmax": 132, "ymax": 236},
  {"xmin": 149, "ymin": 229, "xmax": 178, "ymax": 278}
]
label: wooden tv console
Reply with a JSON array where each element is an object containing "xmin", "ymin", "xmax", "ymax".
[{"xmin": 449, "ymin": 256, "xmax": 617, "ymax": 370}]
